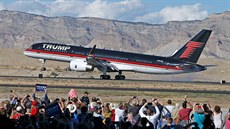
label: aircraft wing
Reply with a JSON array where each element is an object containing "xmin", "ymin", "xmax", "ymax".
[
  {"xmin": 86, "ymin": 45, "xmax": 119, "ymax": 72},
  {"xmin": 86, "ymin": 56, "xmax": 119, "ymax": 72}
]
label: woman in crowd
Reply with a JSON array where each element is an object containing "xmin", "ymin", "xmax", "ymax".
[
  {"xmin": 213, "ymin": 105, "xmax": 223, "ymax": 129},
  {"xmin": 193, "ymin": 103, "xmax": 205, "ymax": 129}
]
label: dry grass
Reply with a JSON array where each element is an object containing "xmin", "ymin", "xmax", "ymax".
[{"xmin": 0, "ymin": 77, "xmax": 229, "ymax": 92}]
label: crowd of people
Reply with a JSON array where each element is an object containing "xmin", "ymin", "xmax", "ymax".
[{"xmin": 0, "ymin": 89, "xmax": 229, "ymax": 129}]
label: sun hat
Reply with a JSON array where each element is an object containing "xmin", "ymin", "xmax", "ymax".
[
  {"xmin": 66, "ymin": 104, "xmax": 77, "ymax": 113},
  {"xmin": 16, "ymin": 106, "xmax": 22, "ymax": 112}
]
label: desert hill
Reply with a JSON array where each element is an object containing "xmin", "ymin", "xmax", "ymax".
[{"xmin": 0, "ymin": 10, "xmax": 229, "ymax": 59}]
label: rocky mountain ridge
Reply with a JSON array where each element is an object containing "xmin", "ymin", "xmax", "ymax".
[{"xmin": 0, "ymin": 10, "xmax": 229, "ymax": 59}]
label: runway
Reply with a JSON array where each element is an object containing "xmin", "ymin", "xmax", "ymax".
[
  {"xmin": 0, "ymin": 83, "xmax": 229, "ymax": 95},
  {"xmin": 0, "ymin": 75, "xmax": 229, "ymax": 84},
  {"xmin": 0, "ymin": 75, "xmax": 229, "ymax": 95}
]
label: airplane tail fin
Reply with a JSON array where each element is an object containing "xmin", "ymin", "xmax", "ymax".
[{"xmin": 171, "ymin": 29, "xmax": 212, "ymax": 63}]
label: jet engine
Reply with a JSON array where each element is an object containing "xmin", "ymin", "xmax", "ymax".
[{"xmin": 70, "ymin": 60, "xmax": 94, "ymax": 71}]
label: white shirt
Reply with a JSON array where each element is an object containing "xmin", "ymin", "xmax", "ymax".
[
  {"xmin": 139, "ymin": 105, "xmax": 160, "ymax": 126},
  {"xmin": 115, "ymin": 108, "xmax": 125, "ymax": 122},
  {"xmin": 213, "ymin": 112, "xmax": 222, "ymax": 128},
  {"xmin": 93, "ymin": 112, "xmax": 104, "ymax": 119},
  {"xmin": 165, "ymin": 105, "xmax": 175, "ymax": 113}
]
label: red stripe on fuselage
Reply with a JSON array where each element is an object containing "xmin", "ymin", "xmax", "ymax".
[{"xmin": 26, "ymin": 49, "xmax": 181, "ymax": 70}]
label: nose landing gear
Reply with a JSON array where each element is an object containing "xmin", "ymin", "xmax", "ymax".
[{"xmin": 39, "ymin": 59, "xmax": 46, "ymax": 71}]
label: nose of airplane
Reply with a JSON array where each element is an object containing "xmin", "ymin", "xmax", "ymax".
[
  {"xmin": 23, "ymin": 50, "xmax": 29, "ymax": 56},
  {"xmin": 23, "ymin": 47, "xmax": 32, "ymax": 56}
]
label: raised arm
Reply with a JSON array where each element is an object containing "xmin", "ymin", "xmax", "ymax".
[
  {"xmin": 187, "ymin": 101, "xmax": 193, "ymax": 109},
  {"xmin": 32, "ymin": 89, "xmax": 36, "ymax": 101},
  {"xmin": 20, "ymin": 94, "xmax": 28, "ymax": 109},
  {"xmin": 152, "ymin": 103, "xmax": 160, "ymax": 119},
  {"xmin": 139, "ymin": 102, "xmax": 147, "ymax": 118},
  {"xmin": 43, "ymin": 89, "xmax": 49, "ymax": 105}
]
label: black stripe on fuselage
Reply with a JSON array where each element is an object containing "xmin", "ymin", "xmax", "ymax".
[{"xmin": 30, "ymin": 43, "xmax": 185, "ymax": 69}]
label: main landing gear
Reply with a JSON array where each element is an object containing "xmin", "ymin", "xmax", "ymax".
[
  {"xmin": 39, "ymin": 59, "xmax": 46, "ymax": 71},
  {"xmin": 115, "ymin": 71, "xmax": 125, "ymax": 80},
  {"xmin": 100, "ymin": 68, "xmax": 111, "ymax": 80},
  {"xmin": 100, "ymin": 75, "xmax": 111, "ymax": 80},
  {"xmin": 100, "ymin": 71, "xmax": 125, "ymax": 80},
  {"xmin": 115, "ymin": 75, "xmax": 125, "ymax": 80}
]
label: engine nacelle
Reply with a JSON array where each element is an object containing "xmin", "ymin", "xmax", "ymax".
[{"xmin": 69, "ymin": 60, "xmax": 94, "ymax": 72}]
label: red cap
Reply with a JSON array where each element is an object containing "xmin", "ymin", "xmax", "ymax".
[{"xmin": 197, "ymin": 105, "xmax": 202, "ymax": 109}]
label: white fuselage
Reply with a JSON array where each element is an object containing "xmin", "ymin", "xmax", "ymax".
[{"xmin": 23, "ymin": 50, "xmax": 184, "ymax": 74}]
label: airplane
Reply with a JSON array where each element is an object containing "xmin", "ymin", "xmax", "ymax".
[{"xmin": 24, "ymin": 29, "xmax": 212, "ymax": 80}]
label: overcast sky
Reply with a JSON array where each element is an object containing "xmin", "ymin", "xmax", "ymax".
[{"xmin": 0, "ymin": 0, "xmax": 229, "ymax": 24}]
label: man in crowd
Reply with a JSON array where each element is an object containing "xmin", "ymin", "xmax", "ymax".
[
  {"xmin": 114, "ymin": 103, "xmax": 125, "ymax": 129},
  {"xmin": 177, "ymin": 100, "xmax": 193, "ymax": 126},
  {"xmin": 81, "ymin": 91, "xmax": 90, "ymax": 106},
  {"xmin": 139, "ymin": 101, "xmax": 160, "ymax": 127},
  {"xmin": 165, "ymin": 99, "xmax": 175, "ymax": 113}
]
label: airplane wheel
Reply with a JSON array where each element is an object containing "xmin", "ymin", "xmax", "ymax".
[
  {"xmin": 105, "ymin": 75, "xmax": 111, "ymax": 80},
  {"xmin": 100, "ymin": 75, "xmax": 111, "ymax": 80},
  {"xmin": 115, "ymin": 75, "xmax": 119, "ymax": 80},
  {"xmin": 115, "ymin": 75, "xmax": 125, "ymax": 80},
  {"xmin": 121, "ymin": 75, "xmax": 125, "ymax": 80},
  {"xmin": 41, "ymin": 67, "xmax": 46, "ymax": 71}
]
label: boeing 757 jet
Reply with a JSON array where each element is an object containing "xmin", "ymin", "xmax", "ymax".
[{"xmin": 24, "ymin": 29, "xmax": 212, "ymax": 80}]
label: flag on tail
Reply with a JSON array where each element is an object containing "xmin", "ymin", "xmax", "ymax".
[{"xmin": 68, "ymin": 89, "xmax": 77, "ymax": 99}]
